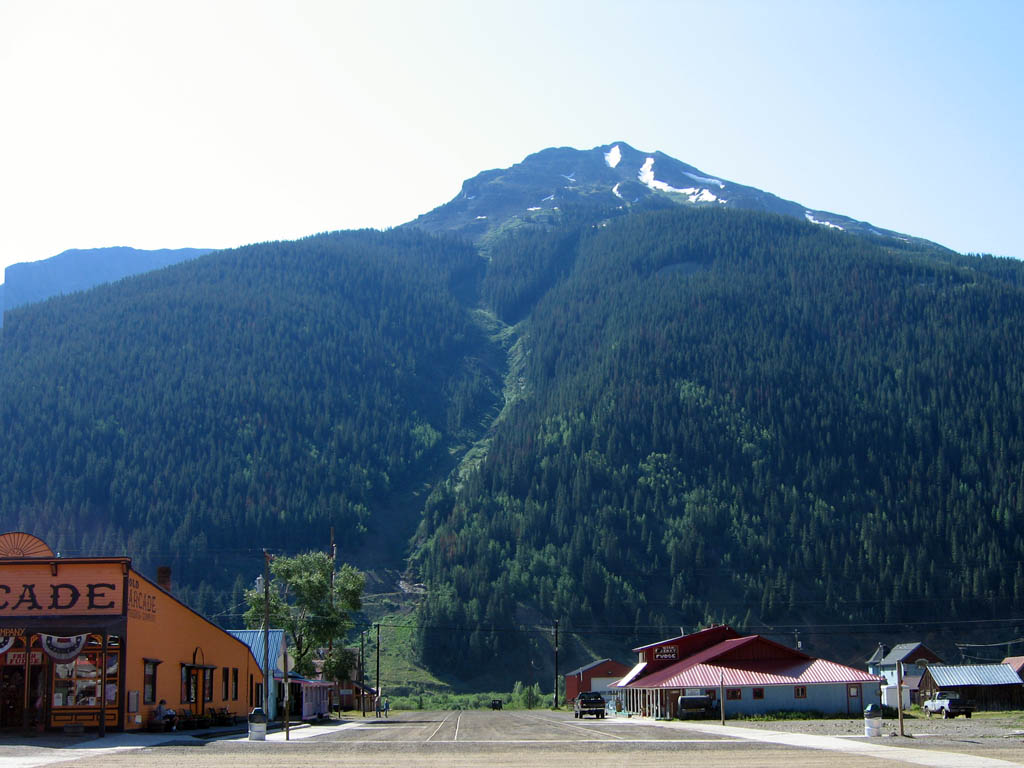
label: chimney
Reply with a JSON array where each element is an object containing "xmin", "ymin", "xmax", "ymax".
[{"xmin": 157, "ymin": 566, "xmax": 172, "ymax": 592}]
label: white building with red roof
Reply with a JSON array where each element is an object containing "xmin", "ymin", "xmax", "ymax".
[{"xmin": 614, "ymin": 625, "xmax": 882, "ymax": 719}]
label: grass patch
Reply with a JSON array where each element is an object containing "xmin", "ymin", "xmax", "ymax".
[
  {"xmin": 359, "ymin": 604, "xmax": 449, "ymax": 698},
  {"xmin": 389, "ymin": 682, "xmax": 551, "ymax": 712}
]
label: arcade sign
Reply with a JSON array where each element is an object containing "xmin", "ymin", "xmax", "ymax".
[{"xmin": 0, "ymin": 563, "xmax": 123, "ymax": 616}]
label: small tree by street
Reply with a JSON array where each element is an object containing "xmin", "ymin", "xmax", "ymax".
[{"xmin": 244, "ymin": 551, "xmax": 364, "ymax": 677}]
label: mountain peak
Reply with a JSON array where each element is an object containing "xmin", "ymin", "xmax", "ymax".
[{"xmin": 407, "ymin": 142, "xmax": 933, "ymax": 248}]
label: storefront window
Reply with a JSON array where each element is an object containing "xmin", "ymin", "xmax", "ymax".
[
  {"xmin": 143, "ymin": 661, "xmax": 158, "ymax": 705},
  {"xmin": 52, "ymin": 654, "xmax": 98, "ymax": 707},
  {"xmin": 204, "ymin": 670, "xmax": 213, "ymax": 702},
  {"xmin": 104, "ymin": 654, "xmax": 118, "ymax": 703},
  {"xmin": 48, "ymin": 635, "xmax": 121, "ymax": 709}
]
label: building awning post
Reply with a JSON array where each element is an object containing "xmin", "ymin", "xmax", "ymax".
[
  {"xmin": 22, "ymin": 633, "xmax": 32, "ymax": 731},
  {"xmin": 98, "ymin": 633, "xmax": 108, "ymax": 738}
]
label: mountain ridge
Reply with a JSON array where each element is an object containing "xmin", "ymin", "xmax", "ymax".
[
  {"xmin": 1, "ymin": 246, "xmax": 212, "ymax": 327},
  {"xmin": 407, "ymin": 142, "xmax": 942, "ymax": 250}
]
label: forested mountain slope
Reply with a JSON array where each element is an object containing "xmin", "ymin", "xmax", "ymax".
[
  {"xmin": 411, "ymin": 205, "xmax": 1024, "ymax": 678},
  {"xmin": 0, "ymin": 229, "xmax": 501, "ymax": 612},
  {"xmin": 1, "ymin": 185, "xmax": 1021, "ymax": 685},
  {"xmin": 1, "ymin": 246, "xmax": 212, "ymax": 327}
]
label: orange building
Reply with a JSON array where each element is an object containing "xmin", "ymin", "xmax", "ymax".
[{"xmin": 0, "ymin": 532, "xmax": 263, "ymax": 733}]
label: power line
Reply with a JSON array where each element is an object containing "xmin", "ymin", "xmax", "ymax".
[{"xmin": 955, "ymin": 636, "xmax": 1024, "ymax": 649}]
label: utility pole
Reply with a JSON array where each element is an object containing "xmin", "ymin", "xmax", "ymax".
[
  {"xmin": 897, "ymin": 661, "xmax": 905, "ymax": 737},
  {"xmin": 282, "ymin": 631, "xmax": 290, "ymax": 740},
  {"xmin": 326, "ymin": 527, "xmax": 340, "ymax": 715},
  {"xmin": 330, "ymin": 527, "xmax": 336, "ymax": 594},
  {"xmin": 360, "ymin": 630, "xmax": 366, "ymax": 717},
  {"xmin": 553, "ymin": 619, "xmax": 559, "ymax": 709},
  {"xmin": 327, "ymin": 528, "xmax": 336, "ymax": 679},
  {"xmin": 375, "ymin": 623, "xmax": 381, "ymax": 707},
  {"xmin": 262, "ymin": 550, "xmax": 271, "ymax": 717},
  {"xmin": 719, "ymin": 668, "xmax": 725, "ymax": 725}
]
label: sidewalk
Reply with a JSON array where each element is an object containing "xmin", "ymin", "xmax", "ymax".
[
  {"xmin": 0, "ymin": 718, "xmax": 336, "ymax": 767},
  {"xmin": 644, "ymin": 719, "xmax": 1024, "ymax": 768}
]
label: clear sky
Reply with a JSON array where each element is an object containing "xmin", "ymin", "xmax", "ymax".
[{"xmin": 2, "ymin": 0, "xmax": 1022, "ymax": 280}]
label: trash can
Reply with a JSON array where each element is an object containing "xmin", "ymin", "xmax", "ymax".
[
  {"xmin": 248, "ymin": 707, "xmax": 268, "ymax": 741},
  {"xmin": 863, "ymin": 703, "xmax": 882, "ymax": 737}
]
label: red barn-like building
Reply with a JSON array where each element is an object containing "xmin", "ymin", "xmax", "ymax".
[{"xmin": 564, "ymin": 658, "xmax": 631, "ymax": 701}]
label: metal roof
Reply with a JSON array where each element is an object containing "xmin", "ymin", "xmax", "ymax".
[
  {"xmin": 565, "ymin": 658, "xmax": 615, "ymax": 677},
  {"xmin": 865, "ymin": 644, "xmax": 888, "ymax": 664},
  {"xmin": 632, "ymin": 625, "xmax": 739, "ymax": 654},
  {"xmin": 926, "ymin": 664, "xmax": 1023, "ymax": 687},
  {"xmin": 1002, "ymin": 656, "xmax": 1024, "ymax": 676},
  {"xmin": 274, "ymin": 671, "xmax": 333, "ymax": 687},
  {"xmin": 627, "ymin": 657, "xmax": 881, "ymax": 689},
  {"xmin": 227, "ymin": 628, "xmax": 284, "ymax": 674},
  {"xmin": 625, "ymin": 634, "xmax": 880, "ymax": 690},
  {"xmin": 614, "ymin": 661, "xmax": 647, "ymax": 687},
  {"xmin": 880, "ymin": 642, "xmax": 942, "ymax": 666}
]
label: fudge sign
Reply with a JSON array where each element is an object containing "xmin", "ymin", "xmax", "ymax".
[{"xmin": 653, "ymin": 645, "xmax": 678, "ymax": 660}]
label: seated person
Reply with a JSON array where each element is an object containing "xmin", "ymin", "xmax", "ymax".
[{"xmin": 154, "ymin": 699, "xmax": 177, "ymax": 730}]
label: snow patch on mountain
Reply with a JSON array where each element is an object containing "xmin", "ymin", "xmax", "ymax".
[
  {"xmin": 691, "ymin": 189, "xmax": 719, "ymax": 203},
  {"xmin": 684, "ymin": 171, "xmax": 725, "ymax": 189},
  {"xmin": 604, "ymin": 145, "xmax": 622, "ymax": 169},
  {"xmin": 804, "ymin": 212, "xmax": 844, "ymax": 231},
  {"xmin": 612, "ymin": 183, "xmax": 623, "ymax": 199},
  {"xmin": 639, "ymin": 158, "xmax": 720, "ymax": 203},
  {"xmin": 639, "ymin": 157, "xmax": 692, "ymax": 195}
]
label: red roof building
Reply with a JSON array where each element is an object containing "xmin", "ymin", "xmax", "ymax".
[
  {"xmin": 563, "ymin": 658, "xmax": 631, "ymax": 701},
  {"xmin": 614, "ymin": 625, "xmax": 882, "ymax": 719}
]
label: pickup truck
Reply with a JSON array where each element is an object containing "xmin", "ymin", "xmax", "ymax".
[
  {"xmin": 573, "ymin": 692, "xmax": 607, "ymax": 719},
  {"xmin": 922, "ymin": 690, "xmax": 974, "ymax": 718}
]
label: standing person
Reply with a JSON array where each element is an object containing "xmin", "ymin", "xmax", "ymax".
[
  {"xmin": 383, "ymin": 696, "xmax": 390, "ymax": 718},
  {"xmin": 374, "ymin": 694, "xmax": 382, "ymax": 717}
]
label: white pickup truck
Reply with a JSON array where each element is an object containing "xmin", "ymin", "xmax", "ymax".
[{"xmin": 922, "ymin": 690, "xmax": 974, "ymax": 718}]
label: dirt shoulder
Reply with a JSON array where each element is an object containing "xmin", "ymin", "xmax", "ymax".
[
  {"xmin": 729, "ymin": 713, "xmax": 1024, "ymax": 740},
  {"xmin": 726, "ymin": 712, "xmax": 1024, "ymax": 762}
]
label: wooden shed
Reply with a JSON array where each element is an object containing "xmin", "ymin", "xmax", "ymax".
[{"xmin": 918, "ymin": 664, "xmax": 1024, "ymax": 711}]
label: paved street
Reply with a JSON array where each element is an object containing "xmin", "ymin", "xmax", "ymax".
[{"xmin": 1, "ymin": 711, "xmax": 1023, "ymax": 768}]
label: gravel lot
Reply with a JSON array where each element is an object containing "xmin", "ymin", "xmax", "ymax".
[
  {"xmin": 5, "ymin": 711, "xmax": 1024, "ymax": 768},
  {"xmin": 727, "ymin": 713, "xmax": 1024, "ymax": 763},
  {"xmin": 732, "ymin": 713, "xmax": 1024, "ymax": 741}
]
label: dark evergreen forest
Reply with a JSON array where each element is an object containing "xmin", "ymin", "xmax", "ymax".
[
  {"xmin": 413, "ymin": 207, "xmax": 1024, "ymax": 674},
  {"xmin": 2, "ymin": 205, "xmax": 1023, "ymax": 681},
  {"xmin": 0, "ymin": 229, "xmax": 499, "ymax": 612}
]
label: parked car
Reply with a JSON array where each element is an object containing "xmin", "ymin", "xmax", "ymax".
[
  {"xmin": 922, "ymin": 690, "xmax": 974, "ymax": 718},
  {"xmin": 490, "ymin": 699, "xmax": 503, "ymax": 710},
  {"xmin": 676, "ymin": 694, "xmax": 714, "ymax": 718},
  {"xmin": 574, "ymin": 692, "xmax": 606, "ymax": 719}
]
